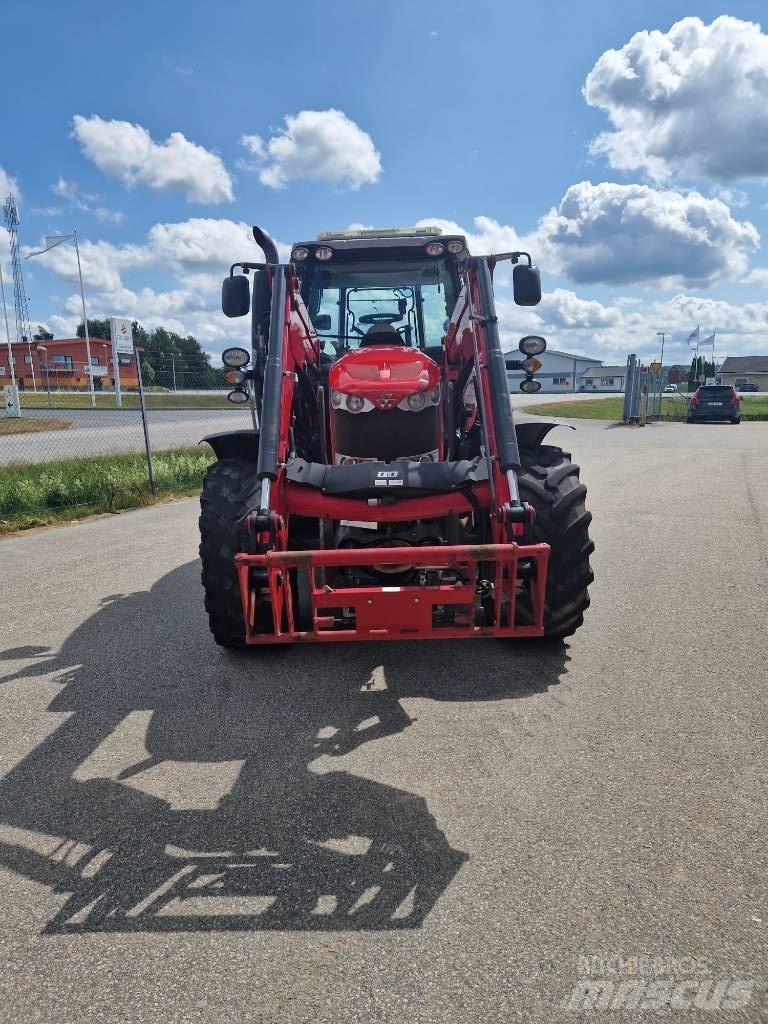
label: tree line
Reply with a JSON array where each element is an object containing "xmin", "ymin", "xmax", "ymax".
[{"xmin": 74, "ymin": 319, "xmax": 226, "ymax": 389}]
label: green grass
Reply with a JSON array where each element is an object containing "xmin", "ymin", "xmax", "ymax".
[
  {"xmin": 524, "ymin": 396, "xmax": 768, "ymax": 421},
  {"xmin": 20, "ymin": 391, "xmax": 232, "ymax": 410},
  {"xmin": 0, "ymin": 447, "xmax": 215, "ymax": 533}
]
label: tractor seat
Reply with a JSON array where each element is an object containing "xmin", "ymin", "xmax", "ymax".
[{"xmin": 359, "ymin": 323, "xmax": 405, "ymax": 347}]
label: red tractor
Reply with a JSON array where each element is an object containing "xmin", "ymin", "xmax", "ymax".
[{"xmin": 200, "ymin": 226, "xmax": 593, "ymax": 646}]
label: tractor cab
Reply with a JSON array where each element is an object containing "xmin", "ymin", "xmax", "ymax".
[{"xmin": 292, "ymin": 228, "xmax": 463, "ymax": 466}]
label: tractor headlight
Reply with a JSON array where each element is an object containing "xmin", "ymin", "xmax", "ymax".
[
  {"xmin": 518, "ymin": 335, "xmax": 547, "ymax": 357},
  {"xmin": 330, "ymin": 389, "xmax": 343, "ymax": 408},
  {"xmin": 346, "ymin": 394, "xmax": 364, "ymax": 413},
  {"xmin": 519, "ymin": 378, "xmax": 542, "ymax": 394},
  {"xmin": 291, "ymin": 246, "xmax": 309, "ymax": 261},
  {"xmin": 446, "ymin": 239, "xmax": 466, "ymax": 254},
  {"xmin": 315, "ymin": 246, "xmax": 334, "ymax": 261},
  {"xmin": 407, "ymin": 392, "xmax": 426, "ymax": 411},
  {"xmin": 425, "ymin": 241, "xmax": 445, "ymax": 256}
]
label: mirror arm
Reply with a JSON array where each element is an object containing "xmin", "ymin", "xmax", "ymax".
[
  {"xmin": 488, "ymin": 251, "xmax": 532, "ymax": 269},
  {"xmin": 230, "ymin": 261, "xmax": 265, "ymax": 276}
]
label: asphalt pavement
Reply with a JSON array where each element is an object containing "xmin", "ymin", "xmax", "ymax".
[
  {"xmin": 0, "ymin": 418, "xmax": 766, "ymax": 1023},
  {"xmin": 1, "ymin": 406, "xmax": 253, "ymax": 464}
]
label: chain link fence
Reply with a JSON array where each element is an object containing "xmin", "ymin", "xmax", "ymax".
[{"xmin": 0, "ymin": 372, "xmax": 253, "ymax": 530}]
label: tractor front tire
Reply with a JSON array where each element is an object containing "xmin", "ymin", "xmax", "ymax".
[
  {"xmin": 517, "ymin": 445, "xmax": 594, "ymax": 639},
  {"xmin": 199, "ymin": 458, "xmax": 260, "ymax": 649}
]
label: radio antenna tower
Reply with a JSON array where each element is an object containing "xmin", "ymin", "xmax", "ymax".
[{"xmin": 3, "ymin": 195, "xmax": 37, "ymax": 389}]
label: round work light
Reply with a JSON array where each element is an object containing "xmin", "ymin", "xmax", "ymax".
[
  {"xmin": 518, "ymin": 335, "xmax": 547, "ymax": 357},
  {"xmin": 222, "ymin": 347, "xmax": 251, "ymax": 368}
]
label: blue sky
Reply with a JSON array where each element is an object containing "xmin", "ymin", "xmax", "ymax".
[{"xmin": 4, "ymin": 0, "xmax": 768, "ymax": 366}]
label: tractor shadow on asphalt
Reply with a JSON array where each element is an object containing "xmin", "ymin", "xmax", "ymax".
[{"xmin": 0, "ymin": 560, "xmax": 569, "ymax": 935}]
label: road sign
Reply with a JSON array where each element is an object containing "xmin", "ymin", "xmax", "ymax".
[
  {"xmin": 109, "ymin": 316, "xmax": 134, "ymax": 409},
  {"xmin": 110, "ymin": 317, "xmax": 134, "ymax": 354},
  {"xmin": 649, "ymin": 361, "xmax": 661, "ymax": 373},
  {"xmin": 1, "ymin": 385, "xmax": 20, "ymax": 419}
]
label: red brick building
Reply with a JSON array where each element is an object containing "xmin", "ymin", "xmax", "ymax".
[{"xmin": 0, "ymin": 338, "xmax": 139, "ymax": 391}]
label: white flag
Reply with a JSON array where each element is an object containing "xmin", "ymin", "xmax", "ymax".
[
  {"xmin": 702, "ymin": 333, "xmax": 715, "ymax": 347},
  {"xmin": 25, "ymin": 235, "xmax": 74, "ymax": 259},
  {"xmin": 686, "ymin": 326, "xmax": 700, "ymax": 348}
]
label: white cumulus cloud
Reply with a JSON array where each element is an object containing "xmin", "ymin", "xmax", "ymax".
[
  {"xmin": 584, "ymin": 16, "xmax": 768, "ymax": 183},
  {"xmin": 72, "ymin": 115, "xmax": 234, "ymax": 203},
  {"xmin": 241, "ymin": 109, "xmax": 381, "ymax": 190},
  {"xmin": 0, "ymin": 165, "xmax": 21, "ymax": 203},
  {"xmin": 534, "ymin": 181, "xmax": 759, "ymax": 288}
]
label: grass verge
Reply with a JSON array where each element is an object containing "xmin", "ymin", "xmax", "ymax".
[
  {"xmin": 0, "ymin": 447, "xmax": 214, "ymax": 534},
  {"xmin": 524, "ymin": 396, "xmax": 768, "ymax": 421},
  {"xmin": 0, "ymin": 417, "xmax": 72, "ymax": 435},
  {"xmin": 20, "ymin": 392, "xmax": 233, "ymax": 411}
]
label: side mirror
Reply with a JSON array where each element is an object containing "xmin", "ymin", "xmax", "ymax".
[
  {"xmin": 222, "ymin": 274, "xmax": 250, "ymax": 318},
  {"xmin": 313, "ymin": 314, "xmax": 332, "ymax": 331},
  {"xmin": 513, "ymin": 263, "xmax": 542, "ymax": 306}
]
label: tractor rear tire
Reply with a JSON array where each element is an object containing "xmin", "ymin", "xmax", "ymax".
[
  {"xmin": 517, "ymin": 445, "xmax": 594, "ymax": 639},
  {"xmin": 199, "ymin": 458, "xmax": 260, "ymax": 649}
]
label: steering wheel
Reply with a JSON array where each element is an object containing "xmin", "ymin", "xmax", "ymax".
[{"xmin": 358, "ymin": 313, "xmax": 402, "ymax": 325}]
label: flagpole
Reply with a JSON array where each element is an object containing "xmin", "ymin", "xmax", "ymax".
[
  {"xmin": 74, "ymin": 228, "xmax": 96, "ymax": 408},
  {"xmin": 0, "ymin": 265, "xmax": 16, "ymax": 388}
]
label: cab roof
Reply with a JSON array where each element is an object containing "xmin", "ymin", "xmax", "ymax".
[{"xmin": 291, "ymin": 227, "xmax": 468, "ymax": 262}]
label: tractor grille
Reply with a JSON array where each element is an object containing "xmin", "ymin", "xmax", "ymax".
[{"xmin": 334, "ymin": 406, "xmax": 439, "ymax": 462}]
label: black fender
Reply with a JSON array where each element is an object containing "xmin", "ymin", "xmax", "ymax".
[
  {"xmin": 200, "ymin": 429, "xmax": 259, "ymax": 462},
  {"xmin": 514, "ymin": 419, "xmax": 574, "ymax": 450}
]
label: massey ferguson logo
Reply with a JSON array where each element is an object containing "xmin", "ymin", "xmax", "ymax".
[{"xmin": 375, "ymin": 393, "xmax": 397, "ymax": 409}]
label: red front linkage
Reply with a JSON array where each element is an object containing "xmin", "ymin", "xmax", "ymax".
[{"xmin": 235, "ymin": 542, "xmax": 549, "ymax": 644}]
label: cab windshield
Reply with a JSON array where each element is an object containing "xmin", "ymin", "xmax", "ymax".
[{"xmin": 302, "ymin": 259, "xmax": 460, "ymax": 356}]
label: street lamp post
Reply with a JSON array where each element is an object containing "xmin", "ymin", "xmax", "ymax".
[
  {"xmin": 656, "ymin": 331, "xmax": 665, "ymax": 414},
  {"xmin": 25, "ymin": 229, "xmax": 96, "ymax": 407},
  {"xmin": 36, "ymin": 345, "xmax": 52, "ymax": 408}
]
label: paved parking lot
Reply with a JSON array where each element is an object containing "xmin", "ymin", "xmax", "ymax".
[{"xmin": 0, "ymin": 419, "xmax": 766, "ymax": 1023}]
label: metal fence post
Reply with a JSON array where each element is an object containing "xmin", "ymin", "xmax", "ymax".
[
  {"xmin": 622, "ymin": 354, "xmax": 636, "ymax": 422},
  {"xmin": 135, "ymin": 347, "xmax": 156, "ymax": 496}
]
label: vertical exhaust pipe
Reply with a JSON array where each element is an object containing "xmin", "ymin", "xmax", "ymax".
[{"xmin": 253, "ymin": 226, "xmax": 279, "ymax": 265}]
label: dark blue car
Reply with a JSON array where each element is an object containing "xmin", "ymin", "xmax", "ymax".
[{"xmin": 687, "ymin": 385, "xmax": 741, "ymax": 424}]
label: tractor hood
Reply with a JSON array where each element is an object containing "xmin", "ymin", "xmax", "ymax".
[{"xmin": 329, "ymin": 347, "xmax": 440, "ymax": 410}]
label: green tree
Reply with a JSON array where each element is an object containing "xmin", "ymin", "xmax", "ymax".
[
  {"xmin": 76, "ymin": 318, "xmax": 112, "ymax": 340},
  {"xmin": 76, "ymin": 318, "xmax": 226, "ymax": 389},
  {"xmin": 139, "ymin": 357, "xmax": 156, "ymax": 388}
]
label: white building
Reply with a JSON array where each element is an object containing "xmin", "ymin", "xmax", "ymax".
[
  {"xmin": 506, "ymin": 348, "xmax": 603, "ymax": 394},
  {"xmin": 579, "ymin": 365, "xmax": 626, "ymax": 393}
]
